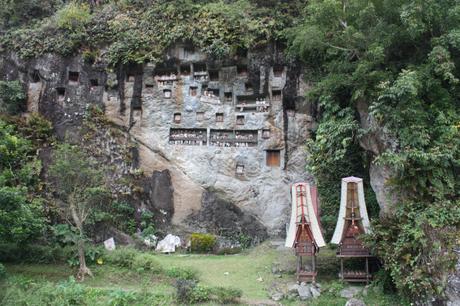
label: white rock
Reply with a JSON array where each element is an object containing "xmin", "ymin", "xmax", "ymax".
[
  {"xmin": 310, "ymin": 286, "xmax": 321, "ymax": 298},
  {"xmin": 155, "ymin": 234, "xmax": 181, "ymax": 253},
  {"xmin": 103, "ymin": 237, "xmax": 116, "ymax": 251},
  {"xmin": 340, "ymin": 286, "xmax": 361, "ymax": 299},
  {"xmin": 297, "ymin": 284, "xmax": 312, "ymax": 300}
]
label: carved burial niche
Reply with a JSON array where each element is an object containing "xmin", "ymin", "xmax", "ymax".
[
  {"xmin": 189, "ymin": 86, "xmax": 198, "ymax": 97},
  {"xmin": 224, "ymin": 92, "xmax": 232, "ymax": 102},
  {"xmin": 164, "ymin": 89, "xmax": 172, "ymax": 99},
  {"xmin": 196, "ymin": 112, "xmax": 204, "ymax": 121},
  {"xmin": 56, "ymin": 87, "xmax": 66, "ymax": 101},
  {"xmin": 266, "ymin": 150, "xmax": 280, "ymax": 167},
  {"xmin": 180, "ymin": 64, "xmax": 191, "ymax": 76},
  {"xmin": 237, "ymin": 65, "xmax": 248, "ymax": 76},
  {"xmin": 236, "ymin": 164, "xmax": 245, "ymax": 175},
  {"xmin": 245, "ymin": 82, "xmax": 253, "ymax": 93},
  {"xmin": 90, "ymin": 79, "xmax": 99, "ymax": 87},
  {"xmin": 215, "ymin": 113, "xmax": 224, "ymax": 123},
  {"xmin": 173, "ymin": 113, "xmax": 181, "ymax": 123},
  {"xmin": 210, "ymin": 129, "xmax": 258, "ymax": 147},
  {"xmin": 272, "ymin": 90, "xmax": 282, "ymax": 101},
  {"xmin": 262, "ymin": 128, "xmax": 270, "ymax": 139},
  {"xmin": 236, "ymin": 115, "xmax": 244, "ymax": 125},
  {"xmin": 126, "ymin": 73, "xmax": 135, "ymax": 82},
  {"xmin": 169, "ymin": 128, "xmax": 207, "ymax": 146},
  {"xmin": 68, "ymin": 71, "xmax": 79, "ymax": 84},
  {"xmin": 209, "ymin": 70, "xmax": 219, "ymax": 82},
  {"xmin": 273, "ymin": 65, "xmax": 284, "ymax": 77},
  {"xmin": 30, "ymin": 70, "xmax": 40, "ymax": 83}
]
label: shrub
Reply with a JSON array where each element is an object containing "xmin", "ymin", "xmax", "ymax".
[
  {"xmin": 190, "ymin": 233, "xmax": 216, "ymax": 253},
  {"xmin": 0, "ymin": 243, "xmax": 75, "ymax": 264},
  {"xmin": 165, "ymin": 266, "xmax": 198, "ymax": 281},
  {"xmin": 131, "ymin": 254, "xmax": 162, "ymax": 273},
  {"xmin": 0, "ymin": 263, "xmax": 6, "ymax": 280},
  {"xmin": 103, "ymin": 247, "xmax": 138, "ymax": 268},
  {"xmin": 210, "ymin": 286, "xmax": 242, "ymax": 304},
  {"xmin": 0, "ymin": 80, "xmax": 26, "ymax": 115},
  {"xmin": 175, "ymin": 279, "xmax": 210, "ymax": 304},
  {"xmin": 55, "ymin": 2, "xmax": 91, "ymax": 31}
]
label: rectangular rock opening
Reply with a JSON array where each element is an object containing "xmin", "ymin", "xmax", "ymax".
[
  {"xmin": 56, "ymin": 87, "xmax": 66, "ymax": 101},
  {"xmin": 169, "ymin": 128, "xmax": 207, "ymax": 146},
  {"xmin": 68, "ymin": 71, "xmax": 79, "ymax": 83},
  {"xmin": 237, "ymin": 65, "xmax": 248, "ymax": 76},
  {"xmin": 236, "ymin": 164, "xmax": 245, "ymax": 175},
  {"xmin": 196, "ymin": 112, "xmax": 204, "ymax": 121},
  {"xmin": 273, "ymin": 65, "xmax": 284, "ymax": 77},
  {"xmin": 173, "ymin": 113, "xmax": 181, "ymax": 123},
  {"xmin": 224, "ymin": 92, "xmax": 232, "ymax": 102},
  {"xmin": 210, "ymin": 129, "xmax": 258, "ymax": 147},
  {"xmin": 209, "ymin": 70, "xmax": 219, "ymax": 81},
  {"xmin": 189, "ymin": 86, "xmax": 198, "ymax": 96},
  {"xmin": 216, "ymin": 113, "xmax": 224, "ymax": 123},
  {"xmin": 262, "ymin": 128, "xmax": 270, "ymax": 139},
  {"xmin": 193, "ymin": 63, "xmax": 207, "ymax": 73},
  {"xmin": 30, "ymin": 70, "xmax": 40, "ymax": 83},
  {"xmin": 154, "ymin": 66, "xmax": 178, "ymax": 85},
  {"xmin": 266, "ymin": 150, "xmax": 280, "ymax": 167},
  {"xmin": 164, "ymin": 89, "xmax": 172, "ymax": 99},
  {"xmin": 126, "ymin": 73, "xmax": 135, "ymax": 82},
  {"xmin": 90, "ymin": 79, "xmax": 99, "ymax": 87},
  {"xmin": 236, "ymin": 115, "xmax": 245, "ymax": 125},
  {"xmin": 180, "ymin": 64, "xmax": 191, "ymax": 76},
  {"xmin": 245, "ymin": 82, "xmax": 253, "ymax": 93},
  {"xmin": 236, "ymin": 95, "xmax": 268, "ymax": 112},
  {"xmin": 272, "ymin": 90, "xmax": 282, "ymax": 101}
]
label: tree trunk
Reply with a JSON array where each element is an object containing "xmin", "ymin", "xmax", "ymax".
[{"xmin": 76, "ymin": 237, "xmax": 93, "ymax": 282}]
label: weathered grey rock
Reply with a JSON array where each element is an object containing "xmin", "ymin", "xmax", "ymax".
[
  {"xmin": 287, "ymin": 283, "xmax": 299, "ymax": 294},
  {"xmin": 297, "ymin": 284, "xmax": 312, "ymax": 300},
  {"xmin": 447, "ymin": 249, "xmax": 460, "ymax": 306},
  {"xmin": 340, "ymin": 287, "xmax": 361, "ymax": 299},
  {"xmin": 0, "ymin": 44, "xmax": 312, "ymax": 239},
  {"xmin": 345, "ymin": 298, "xmax": 366, "ymax": 306},
  {"xmin": 310, "ymin": 286, "xmax": 321, "ymax": 298},
  {"xmin": 270, "ymin": 292, "xmax": 284, "ymax": 301}
]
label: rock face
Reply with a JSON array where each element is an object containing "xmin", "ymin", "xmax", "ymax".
[
  {"xmin": 447, "ymin": 249, "xmax": 460, "ymax": 306},
  {"xmin": 0, "ymin": 44, "xmax": 313, "ymax": 238}
]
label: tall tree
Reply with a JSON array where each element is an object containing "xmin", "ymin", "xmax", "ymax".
[
  {"xmin": 48, "ymin": 144, "xmax": 109, "ymax": 281},
  {"xmin": 287, "ymin": 0, "xmax": 460, "ymax": 301}
]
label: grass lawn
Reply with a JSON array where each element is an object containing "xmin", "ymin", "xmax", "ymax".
[{"xmin": 2, "ymin": 241, "xmax": 405, "ymax": 305}]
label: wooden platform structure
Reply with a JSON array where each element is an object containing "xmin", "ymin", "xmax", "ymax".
[
  {"xmin": 285, "ymin": 183, "xmax": 325, "ymax": 283},
  {"xmin": 331, "ymin": 177, "xmax": 373, "ymax": 283}
]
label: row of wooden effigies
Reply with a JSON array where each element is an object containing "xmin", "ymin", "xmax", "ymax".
[{"xmin": 285, "ymin": 177, "xmax": 373, "ymax": 283}]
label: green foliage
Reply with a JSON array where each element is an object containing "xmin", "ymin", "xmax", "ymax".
[
  {"xmin": 21, "ymin": 113, "xmax": 54, "ymax": 144},
  {"xmin": 55, "ymin": 2, "xmax": 91, "ymax": 31},
  {"xmin": 0, "ymin": 80, "xmax": 26, "ymax": 115},
  {"xmin": 190, "ymin": 233, "xmax": 216, "ymax": 253},
  {"xmin": 366, "ymin": 200, "xmax": 460, "ymax": 301},
  {"xmin": 175, "ymin": 280, "xmax": 211, "ymax": 304},
  {"xmin": 0, "ymin": 0, "xmax": 61, "ymax": 30},
  {"xmin": 0, "ymin": 187, "xmax": 44, "ymax": 243},
  {"xmin": 165, "ymin": 266, "xmax": 198, "ymax": 281},
  {"xmin": 210, "ymin": 286, "xmax": 242, "ymax": 304},
  {"xmin": 1, "ymin": 0, "xmax": 304, "ymax": 65},
  {"xmin": 0, "ymin": 243, "xmax": 76, "ymax": 264},
  {"xmin": 288, "ymin": 0, "xmax": 460, "ymax": 301},
  {"xmin": 1, "ymin": 275, "xmax": 173, "ymax": 306},
  {"xmin": 103, "ymin": 247, "xmax": 138, "ymax": 268},
  {"xmin": 131, "ymin": 253, "xmax": 162, "ymax": 273},
  {"xmin": 0, "ymin": 263, "xmax": 6, "ymax": 280}
]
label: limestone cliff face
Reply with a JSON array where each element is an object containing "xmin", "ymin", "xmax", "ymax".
[{"xmin": 0, "ymin": 44, "xmax": 314, "ymax": 238}]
